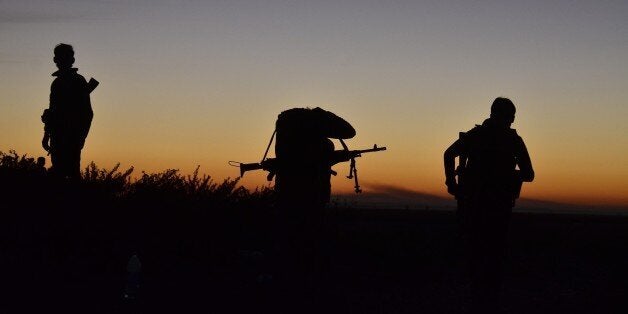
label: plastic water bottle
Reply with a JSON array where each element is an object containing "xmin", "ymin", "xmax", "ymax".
[{"xmin": 123, "ymin": 254, "xmax": 141, "ymax": 301}]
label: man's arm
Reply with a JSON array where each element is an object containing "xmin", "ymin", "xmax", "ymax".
[
  {"xmin": 444, "ymin": 139, "xmax": 463, "ymax": 195},
  {"xmin": 42, "ymin": 132, "xmax": 50, "ymax": 153},
  {"xmin": 42, "ymin": 80, "xmax": 58, "ymax": 152},
  {"xmin": 515, "ymin": 137, "xmax": 534, "ymax": 182}
]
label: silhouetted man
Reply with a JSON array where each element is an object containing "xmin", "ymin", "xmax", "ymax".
[
  {"xmin": 444, "ymin": 97, "xmax": 534, "ymax": 313},
  {"xmin": 274, "ymin": 107, "xmax": 356, "ymax": 211},
  {"xmin": 272, "ymin": 107, "xmax": 355, "ymax": 307},
  {"xmin": 42, "ymin": 43, "xmax": 96, "ymax": 179}
]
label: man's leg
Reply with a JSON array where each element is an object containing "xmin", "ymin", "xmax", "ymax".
[
  {"xmin": 50, "ymin": 149, "xmax": 71, "ymax": 178},
  {"xmin": 483, "ymin": 207, "xmax": 511, "ymax": 312},
  {"xmin": 68, "ymin": 147, "xmax": 82, "ymax": 180}
]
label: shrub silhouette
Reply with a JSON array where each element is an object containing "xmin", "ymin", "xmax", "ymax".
[
  {"xmin": 0, "ymin": 150, "xmax": 273, "ymax": 205},
  {"xmin": 0, "ymin": 150, "xmax": 276, "ymax": 304}
]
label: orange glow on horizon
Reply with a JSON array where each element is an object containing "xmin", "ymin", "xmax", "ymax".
[{"xmin": 1, "ymin": 1, "xmax": 627, "ymax": 210}]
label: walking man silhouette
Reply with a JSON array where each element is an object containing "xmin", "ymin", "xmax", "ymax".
[
  {"xmin": 42, "ymin": 43, "xmax": 97, "ymax": 179},
  {"xmin": 444, "ymin": 97, "xmax": 534, "ymax": 313}
]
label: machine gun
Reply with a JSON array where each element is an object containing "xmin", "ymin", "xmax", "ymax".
[{"xmin": 229, "ymin": 144, "xmax": 386, "ymax": 193}]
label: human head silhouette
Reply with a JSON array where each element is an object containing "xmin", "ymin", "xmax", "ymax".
[
  {"xmin": 53, "ymin": 43, "xmax": 74, "ymax": 70},
  {"xmin": 36, "ymin": 157, "xmax": 46, "ymax": 168},
  {"xmin": 490, "ymin": 97, "xmax": 516, "ymax": 126}
]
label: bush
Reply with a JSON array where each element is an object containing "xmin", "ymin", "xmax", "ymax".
[
  {"xmin": 0, "ymin": 150, "xmax": 275, "ymax": 288},
  {"xmin": 0, "ymin": 150, "xmax": 274, "ymax": 207}
]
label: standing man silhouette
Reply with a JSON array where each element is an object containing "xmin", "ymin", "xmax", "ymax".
[
  {"xmin": 444, "ymin": 97, "xmax": 534, "ymax": 313},
  {"xmin": 42, "ymin": 43, "xmax": 97, "ymax": 179}
]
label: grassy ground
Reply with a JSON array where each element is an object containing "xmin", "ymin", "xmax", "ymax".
[
  {"xmin": 3, "ymin": 208, "xmax": 628, "ymax": 313},
  {"xmin": 1, "ymin": 152, "xmax": 627, "ymax": 313}
]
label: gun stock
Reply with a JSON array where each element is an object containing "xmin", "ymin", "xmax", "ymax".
[
  {"xmin": 87, "ymin": 78, "xmax": 99, "ymax": 93},
  {"xmin": 230, "ymin": 158, "xmax": 278, "ymax": 178},
  {"xmin": 239, "ymin": 162, "xmax": 264, "ymax": 177}
]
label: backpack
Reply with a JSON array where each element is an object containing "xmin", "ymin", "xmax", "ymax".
[
  {"xmin": 457, "ymin": 124, "xmax": 521, "ymax": 204},
  {"xmin": 273, "ymin": 107, "xmax": 355, "ymax": 206}
]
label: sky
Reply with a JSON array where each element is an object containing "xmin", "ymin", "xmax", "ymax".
[{"xmin": 1, "ymin": 0, "xmax": 627, "ymax": 207}]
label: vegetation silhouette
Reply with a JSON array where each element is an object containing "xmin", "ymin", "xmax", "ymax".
[
  {"xmin": 0, "ymin": 150, "xmax": 274, "ymax": 313},
  {"xmin": 1, "ymin": 150, "xmax": 627, "ymax": 313}
]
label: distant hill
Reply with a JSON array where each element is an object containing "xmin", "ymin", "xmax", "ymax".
[
  {"xmin": 332, "ymin": 183, "xmax": 455, "ymax": 210},
  {"xmin": 515, "ymin": 198, "xmax": 628, "ymax": 215},
  {"xmin": 333, "ymin": 183, "xmax": 628, "ymax": 215}
]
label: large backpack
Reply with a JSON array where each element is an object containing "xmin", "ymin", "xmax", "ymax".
[
  {"xmin": 273, "ymin": 108, "xmax": 355, "ymax": 207},
  {"xmin": 458, "ymin": 124, "xmax": 520, "ymax": 204}
]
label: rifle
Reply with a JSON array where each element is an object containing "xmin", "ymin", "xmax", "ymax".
[
  {"xmin": 87, "ymin": 78, "xmax": 99, "ymax": 93},
  {"xmin": 229, "ymin": 144, "xmax": 386, "ymax": 193}
]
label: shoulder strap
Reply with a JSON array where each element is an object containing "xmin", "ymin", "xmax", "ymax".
[{"xmin": 261, "ymin": 130, "xmax": 276, "ymax": 162}]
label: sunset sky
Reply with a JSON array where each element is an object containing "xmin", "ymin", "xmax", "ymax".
[{"xmin": 1, "ymin": 0, "xmax": 627, "ymax": 207}]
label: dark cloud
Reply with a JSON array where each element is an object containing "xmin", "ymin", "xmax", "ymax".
[
  {"xmin": 0, "ymin": 1, "xmax": 124, "ymax": 24},
  {"xmin": 0, "ymin": 52, "xmax": 41, "ymax": 65},
  {"xmin": 0, "ymin": 11, "xmax": 83, "ymax": 24},
  {"xmin": 0, "ymin": 59, "xmax": 27, "ymax": 64}
]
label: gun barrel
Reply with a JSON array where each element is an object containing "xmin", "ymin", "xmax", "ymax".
[{"xmin": 356, "ymin": 146, "xmax": 386, "ymax": 154}]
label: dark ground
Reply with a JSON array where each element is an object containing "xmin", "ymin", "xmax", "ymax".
[{"xmin": 3, "ymin": 206, "xmax": 628, "ymax": 314}]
